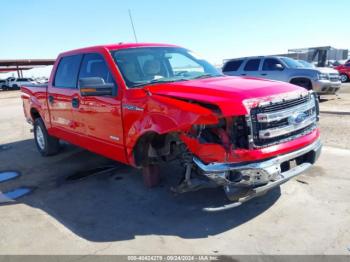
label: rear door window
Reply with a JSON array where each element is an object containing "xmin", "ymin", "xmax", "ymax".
[
  {"xmin": 222, "ymin": 60, "xmax": 243, "ymax": 72},
  {"xmin": 244, "ymin": 59, "xmax": 261, "ymax": 71},
  {"xmin": 54, "ymin": 54, "xmax": 83, "ymax": 88}
]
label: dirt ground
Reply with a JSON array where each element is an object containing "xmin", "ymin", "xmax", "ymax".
[{"xmin": 0, "ymin": 84, "xmax": 349, "ymax": 255}]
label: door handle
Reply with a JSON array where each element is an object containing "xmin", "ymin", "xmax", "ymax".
[
  {"xmin": 48, "ymin": 95, "xmax": 54, "ymax": 104},
  {"xmin": 261, "ymin": 73, "xmax": 267, "ymax": 76},
  {"xmin": 241, "ymin": 74, "xmax": 246, "ymax": 76},
  {"xmin": 72, "ymin": 98, "xmax": 80, "ymax": 108}
]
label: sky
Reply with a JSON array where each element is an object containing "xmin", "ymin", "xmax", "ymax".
[{"xmin": 1, "ymin": 0, "xmax": 350, "ymax": 77}]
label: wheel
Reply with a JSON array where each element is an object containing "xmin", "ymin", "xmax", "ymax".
[
  {"xmin": 340, "ymin": 74, "xmax": 349, "ymax": 83},
  {"xmin": 142, "ymin": 164, "xmax": 160, "ymax": 188},
  {"xmin": 33, "ymin": 118, "xmax": 60, "ymax": 156},
  {"xmin": 12, "ymin": 84, "xmax": 19, "ymax": 90}
]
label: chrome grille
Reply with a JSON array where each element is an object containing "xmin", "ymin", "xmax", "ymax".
[
  {"xmin": 329, "ymin": 73, "xmax": 340, "ymax": 82},
  {"xmin": 250, "ymin": 93, "xmax": 318, "ymax": 147}
]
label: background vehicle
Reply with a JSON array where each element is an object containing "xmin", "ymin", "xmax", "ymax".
[
  {"xmin": 223, "ymin": 56, "xmax": 341, "ymax": 94},
  {"xmin": 0, "ymin": 79, "xmax": 6, "ymax": 90},
  {"xmin": 7, "ymin": 77, "xmax": 36, "ymax": 90},
  {"xmin": 21, "ymin": 43, "xmax": 321, "ymax": 209},
  {"xmin": 335, "ymin": 62, "xmax": 350, "ymax": 83}
]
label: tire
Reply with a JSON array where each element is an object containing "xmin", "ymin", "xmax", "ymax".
[
  {"xmin": 340, "ymin": 74, "xmax": 349, "ymax": 83},
  {"xmin": 12, "ymin": 84, "xmax": 19, "ymax": 90},
  {"xmin": 33, "ymin": 118, "xmax": 60, "ymax": 156}
]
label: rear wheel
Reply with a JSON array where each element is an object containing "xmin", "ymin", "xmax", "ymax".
[
  {"xmin": 34, "ymin": 118, "xmax": 60, "ymax": 156},
  {"xmin": 340, "ymin": 74, "xmax": 349, "ymax": 83}
]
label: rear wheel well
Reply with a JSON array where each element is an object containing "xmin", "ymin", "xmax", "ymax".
[{"xmin": 290, "ymin": 78, "xmax": 313, "ymax": 90}]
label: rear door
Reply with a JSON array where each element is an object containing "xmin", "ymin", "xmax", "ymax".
[
  {"xmin": 47, "ymin": 54, "xmax": 83, "ymax": 140},
  {"xmin": 241, "ymin": 58, "xmax": 262, "ymax": 78}
]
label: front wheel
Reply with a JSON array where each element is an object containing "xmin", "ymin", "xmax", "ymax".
[
  {"xmin": 34, "ymin": 118, "xmax": 60, "ymax": 156},
  {"xmin": 340, "ymin": 74, "xmax": 349, "ymax": 83}
]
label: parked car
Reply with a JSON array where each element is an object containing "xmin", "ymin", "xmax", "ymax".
[
  {"xmin": 21, "ymin": 43, "xmax": 321, "ymax": 210},
  {"xmin": 223, "ymin": 56, "xmax": 341, "ymax": 95},
  {"xmin": 7, "ymin": 78, "xmax": 36, "ymax": 90},
  {"xmin": 0, "ymin": 79, "xmax": 6, "ymax": 90},
  {"xmin": 335, "ymin": 62, "xmax": 350, "ymax": 83},
  {"xmin": 2, "ymin": 77, "xmax": 16, "ymax": 90}
]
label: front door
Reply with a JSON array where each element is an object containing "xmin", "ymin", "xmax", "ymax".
[
  {"xmin": 260, "ymin": 58, "xmax": 286, "ymax": 81},
  {"xmin": 76, "ymin": 53, "xmax": 126, "ymax": 163}
]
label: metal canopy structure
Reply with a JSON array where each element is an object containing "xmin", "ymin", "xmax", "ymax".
[
  {"xmin": 280, "ymin": 46, "xmax": 348, "ymax": 67},
  {"xmin": 0, "ymin": 59, "xmax": 55, "ymax": 77}
]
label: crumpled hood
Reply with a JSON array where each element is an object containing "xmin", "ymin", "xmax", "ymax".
[{"xmin": 148, "ymin": 76, "xmax": 307, "ymax": 116}]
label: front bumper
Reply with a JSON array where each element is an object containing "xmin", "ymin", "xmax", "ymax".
[
  {"xmin": 194, "ymin": 138, "xmax": 322, "ymax": 211},
  {"xmin": 313, "ymin": 79, "xmax": 341, "ymax": 94}
]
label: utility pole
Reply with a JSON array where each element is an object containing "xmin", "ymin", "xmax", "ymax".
[{"xmin": 128, "ymin": 9, "xmax": 138, "ymax": 43}]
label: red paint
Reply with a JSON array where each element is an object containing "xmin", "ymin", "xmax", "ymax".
[
  {"xmin": 335, "ymin": 63, "xmax": 350, "ymax": 80},
  {"xmin": 21, "ymin": 43, "xmax": 320, "ymax": 167}
]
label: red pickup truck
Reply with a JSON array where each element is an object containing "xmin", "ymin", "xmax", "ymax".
[{"xmin": 21, "ymin": 43, "xmax": 321, "ymax": 210}]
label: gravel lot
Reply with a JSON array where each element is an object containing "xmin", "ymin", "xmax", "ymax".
[
  {"xmin": 0, "ymin": 84, "xmax": 349, "ymax": 255},
  {"xmin": 319, "ymin": 83, "xmax": 350, "ymax": 149}
]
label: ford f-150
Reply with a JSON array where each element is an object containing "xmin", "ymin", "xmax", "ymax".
[{"xmin": 21, "ymin": 43, "xmax": 322, "ymax": 210}]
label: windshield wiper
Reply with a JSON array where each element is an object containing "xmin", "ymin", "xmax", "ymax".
[{"xmin": 131, "ymin": 78, "xmax": 189, "ymax": 88}]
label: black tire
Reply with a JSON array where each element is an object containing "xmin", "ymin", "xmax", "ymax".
[
  {"xmin": 12, "ymin": 84, "xmax": 19, "ymax": 90},
  {"xmin": 290, "ymin": 78, "xmax": 312, "ymax": 90},
  {"xmin": 340, "ymin": 74, "xmax": 349, "ymax": 83},
  {"xmin": 33, "ymin": 118, "xmax": 60, "ymax": 156}
]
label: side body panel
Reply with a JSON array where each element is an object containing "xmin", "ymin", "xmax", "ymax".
[{"xmin": 47, "ymin": 47, "xmax": 129, "ymax": 164}]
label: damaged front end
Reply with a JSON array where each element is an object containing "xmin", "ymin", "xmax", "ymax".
[{"xmin": 171, "ymin": 91, "xmax": 322, "ymax": 210}]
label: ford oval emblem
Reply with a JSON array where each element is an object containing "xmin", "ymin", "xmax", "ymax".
[{"xmin": 289, "ymin": 112, "xmax": 307, "ymax": 125}]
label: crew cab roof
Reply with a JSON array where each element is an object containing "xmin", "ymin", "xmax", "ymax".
[{"xmin": 58, "ymin": 43, "xmax": 180, "ymax": 57}]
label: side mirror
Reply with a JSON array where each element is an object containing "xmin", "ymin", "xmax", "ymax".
[
  {"xmin": 275, "ymin": 64, "xmax": 284, "ymax": 71},
  {"xmin": 78, "ymin": 77, "xmax": 113, "ymax": 96}
]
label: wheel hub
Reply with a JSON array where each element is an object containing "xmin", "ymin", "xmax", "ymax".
[{"xmin": 36, "ymin": 125, "xmax": 45, "ymax": 150}]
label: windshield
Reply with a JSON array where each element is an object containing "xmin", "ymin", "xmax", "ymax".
[
  {"xmin": 111, "ymin": 47, "xmax": 222, "ymax": 88},
  {"xmin": 298, "ymin": 60, "xmax": 315, "ymax": 68},
  {"xmin": 280, "ymin": 57, "xmax": 304, "ymax": 68}
]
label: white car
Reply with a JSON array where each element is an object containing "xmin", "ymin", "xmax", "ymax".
[{"xmin": 7, "ymin": 78, "xmax": 36, "ymax": 90}]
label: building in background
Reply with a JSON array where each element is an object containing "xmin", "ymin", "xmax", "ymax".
[{"xmin": 278, "ymin": 46, "xmax": 348, "ymax": 67}]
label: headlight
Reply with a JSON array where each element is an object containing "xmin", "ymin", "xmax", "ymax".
[{"xmin": 318, "ymin": 73, "xmax": 329, "ymax": 80}]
